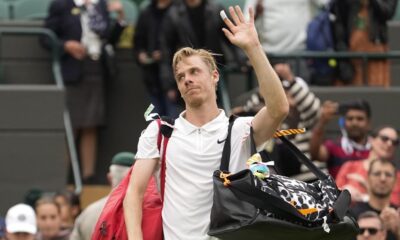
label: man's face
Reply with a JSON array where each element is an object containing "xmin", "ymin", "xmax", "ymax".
[
  {"xmin": 344, "ymin": 109, "xmax": 370, "ymax": 141},
  {"xmin": 368, "ymin": 162, "xmax": 396, "ymax": 199},
  {"xmin": 6, "ymin": 232, "xmax": 35, "ymax": 240},
  {"xmin": 357, "ymin": 218, "xmax": 386, "ymax": 240},
  {"xmin": 371, "ymin": 128, "xmax": 399, "ymax": 161},
  {"xmin": 175, "ymin": 55, "xmax": 219, "ymax": 108}
]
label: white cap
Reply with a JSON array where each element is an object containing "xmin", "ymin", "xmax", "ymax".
[{"xmin": 5, "ymin": 203, "xmax": 37, "ymax": 234}]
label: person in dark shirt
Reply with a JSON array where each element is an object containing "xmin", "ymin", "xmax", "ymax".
[
  {"xmin": 134, "ymin": 0, "xmax": 174, "ymax": 116},
  {"xmin": 351, "ymin": 159, "xmax": 400, "ymax": 240}
]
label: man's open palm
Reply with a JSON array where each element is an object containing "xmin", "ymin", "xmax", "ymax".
[{"xmin": 221, "ymin": 6, "xmax": 259, "ymax": 51}]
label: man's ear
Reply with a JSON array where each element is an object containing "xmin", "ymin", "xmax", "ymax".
[{"xmin": 212, "ymin": 70, "xmax": 219, "ymax": 85}]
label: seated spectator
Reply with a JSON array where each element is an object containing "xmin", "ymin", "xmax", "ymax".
[
  {"xmin": 0, "ymin": 218, "xmax": 5, "ymax": 240},
  {"xmin": 54, "ymin": 190, "xmax": 81, "ymax": 230},
  {"xmin": 35, "ymin": 196, "xmax": 71, "ymax": 240},
  {"xmin": 351, "ymin": 159, "xmax": 400, "ymax": 240},
  {"xmin": 357, "ymin": 211, "xmax": 387, "ymax": 240},
  {"xmin": 5, "ymin": 203, "xmax": 37, "ymax": 240},
  {"xmin": 69, "ymin": 151, "xmax": 135, "ymax": 240},
  {"xmin": 336, "ymin": 126, "xmax": 400, "ymax": 205},
  {"xmin": 310, "ymin": 99, "xmax": 371, "ymax": 178},
  {"xmin": 232, "ymin": 63, "xmax": 321, "ymax": 178}
]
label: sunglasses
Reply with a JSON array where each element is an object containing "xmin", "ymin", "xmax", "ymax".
[
  {"xmin": 359, "ymin": 227, "xmax": 380, "ymax": 235},
  {"xmin": 378, "ymin": 135, "xmax": 399, "ymax": 146}
]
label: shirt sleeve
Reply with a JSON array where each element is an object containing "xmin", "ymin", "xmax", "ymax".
[{"xmin": 135, "ymin": 120, "xmax": 160, "ymax": 160}]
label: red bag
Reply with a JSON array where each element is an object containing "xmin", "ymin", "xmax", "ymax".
[{"xmin": 91, "ymin": 118, "xmax": 173, "ymax": 240}]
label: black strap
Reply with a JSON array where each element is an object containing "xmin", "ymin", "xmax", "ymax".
[
  {"xmin": 220, "ymin": 115, "xmax": 237, "ymax": 171},
  {"xmin": 278, "ymin": 136, "xmax": 328, "ymax": 180},
  {"xmin": 220, "ymin": 115, "xmax": 260, "ymax": 171}
]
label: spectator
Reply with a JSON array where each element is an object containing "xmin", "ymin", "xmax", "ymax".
[
  {"xmin": 332, "ymin": 0, "xmax": 398, "ymax": 86},
  {"xmin": 309, "ymin": 99, "xmax": 371, "ymax": 178},
  {"xmin": 357, "ymin": 211, "xmax": 387, "ymax": 240},
  {"xmin": 69, "ymin": 152, "xmax": 135, "ymax": 240},
  {"xmin": 43, "ymin": 0, "xmax": 126, "ymax": 183},
  {"xmin": 160, "ymin": 0, "xmax": 246, "ymax": 115},
  {"xmin": 0, "ymin": 218, "xmax": 5, "ymax": 240},
  {"xmin": 232, "ymin": 63, "xmax": 321, "ymax": 178},
  {"xmin": 54, "ymin": 190, "xmax": 81, "ymax": 230},
  {"xmin": 351, "ymin": 159, "xmax": 400, "ymax": 240},
  {"xmin": 35, "ymin": 197, "xmax": 71, "ymax": 240},
  {"xmin": 243, "ymin": 0, "xmax": 329, "ymax": 81},
  {"xmin": 134, "ymin": 0, "xmax": 174, "ymax": 116},
  {"xmin": 123, "ymin": 6, "xmax": 289, "ymax": 239},
  {"xmin": 336, "ymin": 126, "xmax": 400, "ymax": 205},
  {"xmin": 5, "ymin": 204, "xmax": 37, "ymax": 240}
]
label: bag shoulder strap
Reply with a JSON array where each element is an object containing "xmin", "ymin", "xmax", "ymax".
[
  {"xmin": 155, "ymin": 116, "xmax": 175, "ymax": 201},
  {"xmin": 220, "ymin": 115, "xmax": 259, "ymax": 171}
]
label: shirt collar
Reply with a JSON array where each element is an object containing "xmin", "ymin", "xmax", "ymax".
[{"xmin": 176, "ymin": 110, "xmax": 228, "ymax": 135}]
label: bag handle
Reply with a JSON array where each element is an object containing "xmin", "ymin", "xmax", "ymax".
[{"xmin": 277, "ymin": 136, "xmax": 328, "ymax": 180}]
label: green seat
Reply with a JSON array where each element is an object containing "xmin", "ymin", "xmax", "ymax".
[
  {"xmin": 394, "ymin": 3, "xmax": 400, "ymax": 21},
  {"xmin": 139, "ymin": 0, "xmax": 150, "ymax": 10},
  {"xmin": 120, "ymin": 0, "xmax": 139, "ymax": 25},
  {"xmin": 216, "ymin": 0, "xmax": 246, "ymax": 10},
  {"xmin": 0, "ymin": 1, "xmax": 10, "ymax": 20},
  {"xmin": 12, "ymin": 0, "xmax": 52, "ymax": 20}
]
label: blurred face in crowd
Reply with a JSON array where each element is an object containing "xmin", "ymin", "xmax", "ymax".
[
  {"xmin": 344, "ymin": 109, "xmax": 370, "ymax": 142},
  {"xmin": 371, "ymin": 127, "xmax": 399, "ymax": 161},
  {"xmin": 357, "ymin": 217, "xmax": 386, "ymax": 240},
  {"xmin": 368, "ymin": 161, "xmax": 396, "ymax": 199},
  {"xmin": 36, "ymin": 203, "xmax": 62, "ymax": 239},
  {"xmin": 6, "ymin": 232, "xmax": 35, "ymax": 240},
  {"xmin": 54, "ymin": 195, "xmax": 73, "ymax": 227},
  {"xmin": 184, "ymin": 0, "xmax": 202, "ymax": 7}
]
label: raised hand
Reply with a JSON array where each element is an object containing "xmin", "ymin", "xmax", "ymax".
[{"xmin": 221, "ymin": 6, "xmax": 260, "ymax": 52}]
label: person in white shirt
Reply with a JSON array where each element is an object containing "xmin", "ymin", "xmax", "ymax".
[{"xmin": 123, "ymin": 6, "xmax": 289, "ymax": 240}]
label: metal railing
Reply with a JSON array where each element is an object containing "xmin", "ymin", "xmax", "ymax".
[
  {"xmin": 223, "ymin": 50, "xmax": 400, "ymax": 91},
  {"xmin": 0, "ymin": 27, "xmax": 82, "ymax": 194}
]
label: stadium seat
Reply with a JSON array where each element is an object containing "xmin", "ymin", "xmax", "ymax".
[
  {"xmin": 394, "ymin": 3, "xmax": 400, "ymax": 21},
  {"xmin": 0, "ymin": 1, "xmax": 10, "ymax": 20},
  {"xmin": 120, "ymin": 0, "xmax": 139, "ymax": 25},
  {"xmin": 139, "ymin": 0, "xmax": 150, "ymax": 10},
  {"xmin": 216, "ymin": 0, "xmax": 246, "ymax": 10},
  {"xmin": 12, "ymin": 0, "xmax": 52, "ymax": 20}
]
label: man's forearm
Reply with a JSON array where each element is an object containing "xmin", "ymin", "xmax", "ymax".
[
  {"xmin": 309, "ymin": 119, "xmax": 326, "ymax": 160},
  {"xmin": 244, "ymin": 44, "xmax": 287, "ymax": 119},
  {"xmin": 124, "ymin": 188, "xmax": 144, "ymax": 240}
]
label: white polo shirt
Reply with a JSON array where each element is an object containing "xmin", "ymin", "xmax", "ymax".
[{"xmin": 136, "ymin": 110, "xmax": 254, "ymax": 240}]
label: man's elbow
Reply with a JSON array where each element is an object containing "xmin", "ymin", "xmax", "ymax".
[{"xmin": 273, "ymin": 102, "xmax": 289, "ymax": 123}]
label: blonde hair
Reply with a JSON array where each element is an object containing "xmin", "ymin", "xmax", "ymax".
[{"xmin": 172, "ymin": 47, "xmax": 218, "ymax": 79}]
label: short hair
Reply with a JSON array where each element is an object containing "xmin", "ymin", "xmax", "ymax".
[
  {"xmin": 34, "ymin": 196, "xmax": 61, "ymax": 214},
  {"xmin": 340, "ymin": 99, "xmax": 371, "ymax": 119},
  {"xmin": 109, "ymin": 165, "xmax": 131, "ymax": 188},
  {"xmin": 172, "ymin": 47, "xmax": 218, "ymax": 78},
  {"xmin": 371, "ymin": 125, "xmax": 399, "ymax": 138},
  {"xmin": 368, "ymin": 158, "xmax": 397, "ymax": 176},
  {"xmin": 358, "ymin": 211, "xmax": 384, "ymax": 229}
]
